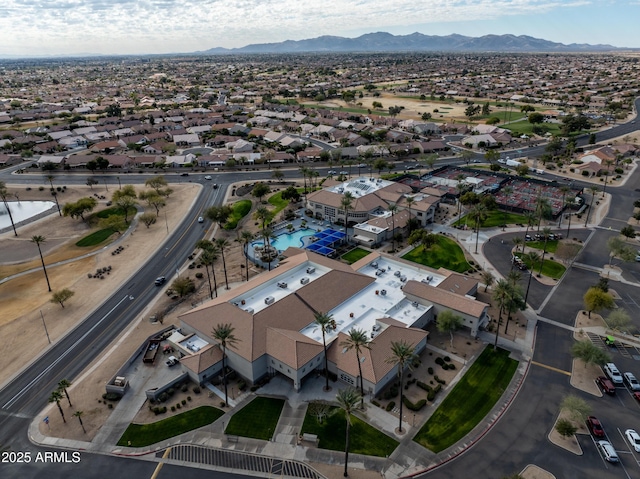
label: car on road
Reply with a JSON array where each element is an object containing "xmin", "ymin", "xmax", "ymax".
[
  {"xmin": 586, "ymin": 416, "xmax": 605, "ymax": 438},
  {"xmin": 604, "ymin": 362, "xmax": 624, "ymax": 384},
  {"xmin": 154, "ymin": 276, "xmax": 166, "ymax": 286},
  {"xmin": 198, "ymin": 216, "xmax": 204, "ymax": 223},
  {"xmin": 525, "ymin": 234, "xmax": 533, "ymax": 241},
  {"xmin": 624, "ymin": 372, "xmax": 640, "ymax": 391},
  {"xmin": 596, "ymin": 376, "xmax": 616, "ymax": 395},
  {"xmin": 356, "ymin": 163, "xmax": 367, "ymax": 168},
  {"xmin": 180, "ymin": 172, "xmax": 189, "ymax": 176},
  {"xmin": 213, "ymin": 183, "xmax": 218, "ymax": 189},
  {"xmin": 597, "ymin": 440, "xmax": 619, "ymax": 463},
  {"xmin": 626, "ymin": 429, "xmax": 640, "ymax": 452},
  {"xmin": 204, "ymin": 175, "xmax": 212, "ymax": 180},
  {"xmin": 327, "ymin": 170, "xmax": 336, "ymax": 175},
  {"xmin": 339, "ymin": 170, "xmax": 348, "ymax": 175}
]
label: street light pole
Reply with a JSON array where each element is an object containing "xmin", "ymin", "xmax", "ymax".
[{"xmin": 40, "ymin": 310, "xmax": 51, "ymax": 344}]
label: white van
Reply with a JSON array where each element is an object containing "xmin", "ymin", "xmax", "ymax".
[{"xmin": 604, "ymin": 363, "xmax": 623, "ymax": 384}]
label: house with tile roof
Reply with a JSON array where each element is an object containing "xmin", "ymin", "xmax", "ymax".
[{"xmin": 178, "ymin": 248, "xmax": 487, "ymax": 394}]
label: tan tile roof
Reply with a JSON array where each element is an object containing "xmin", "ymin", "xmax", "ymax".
[
  {"xmin": 327, "ymin": 325, "xmax": 427, "ymax": 383},
  {"xmin": 363, "ymin": 209, "xmax": 411, "ymax": 230},
  {"xmin": 266, "ymin": 328, "xmax": 324, "ymax": 369},
  {"xmin": 179, "ymin": 344, "xmax": 224, "ymax": 374},
  {"xmin": 403, "ymin": 280, "xmax": 488, "ymax": 317},
  {"xmin": 295, "ymin": 269, "xmax": 375, "ymax": 312},
  {"xmin": 436, "ymin": 273, "xmax": 478, "ymax": 296}
]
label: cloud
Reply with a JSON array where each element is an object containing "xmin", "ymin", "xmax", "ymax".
[{"xmin": 0, "ymin": 0, "xmax": 607, "ymax": 55}]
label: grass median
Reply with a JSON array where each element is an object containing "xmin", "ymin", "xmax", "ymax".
[
  {"xmin": 402, "ymin": 235, "xmax": 471, "ymax": 273},
  {"xmin": 414, "ymin": 346, "xmax": 518, "ymax": 453},
  {"xmin": 225, "ymin": 396, "xmax": 284, "ymax": 440}
]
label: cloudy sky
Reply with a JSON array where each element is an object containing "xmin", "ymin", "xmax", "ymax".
[{"xmin": 0, "ymin": 0, "xmax": 638, "ymax": 57}]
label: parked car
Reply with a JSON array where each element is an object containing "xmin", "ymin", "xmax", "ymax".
[
  {"xmin": 597, "ymin": 440, "xmax": 620, "ymax": 463},
  {"xmin": 166, "ymin": 355, "xmax": 179, "ymax": 367},
  {"xmin": 626, "ymin": 429, "xmax": 640, "ymax": 452},
  {"xmin": 587, "ymin": 416, "xmax": 605, "ymax": 438},
  {"xmin": 525, "ymin": 234, "xmax": 533, "ymax": 241},
  {"xmin": 154, "ymin": 276, "xmax": 166, "ymax": 286},
  {"xmin": 624, "ymin": 372, "xmax": 640, "ymax": 391},
  {"xmin": 604, "ymin": 363, "xmax": 624, "ymax": 384},
  {"xmin": 596, "ymin": 376, "xmax": 616, "ymax": 395},
  {"xmin": 634, "ymin": 391, "xmax": 640, "ymax": 403},
  {"xmin": 204, "ymin": 175, "xmax": 212, "ymax": 180}
]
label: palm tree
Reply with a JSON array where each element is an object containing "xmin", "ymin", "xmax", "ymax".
[
  {"xmin": 404, "ymin": 196, "xmax": 415, "ymax": 223},
  {"xmin": 534, "ymin": 194, "xmax": 550, "ymax": 233},
  {"xmin": 585, "ymin": 186, "xmax": 599, "ymax": 226},
  {"xmin": 385, "ymin": 340, "xmax": 418, "ymax": 433},
  {"xmin": 480, "ymin": 270, "xmax": 495, "ymax": 292},
  {"xmin": 336, "ymin": 387, "xmax": 362, "ymax": 478},
  {"xmin": 340, "ymin": 191, "xmax": 354, "ymax": 243},
  {"xmin": 240, "ymin": 230, "xmax": 255, "ymax": 281},
  {"xmin": 341, "ymin": 329, "xmax": 371, "ymax": 407},
  {"xmin": 211, "ymin": 323, "xmax": 239, "ymax": 407},
  {"xmin": 522, "ymin": 251, "xmax": 541, "ymax": 305},
  {"xmin": 455, "ymin": 175, "xmax": 466, "ymax": 218},
  {"xmin": 500, "ymin": 186, "xmax": 513, "ymax": 229},
  {"xmin": 48, "ymin": 389, "xmax": 65, "ymax": 423},
  {"xmin": 215, "ymin": 238, "xmax": 230, "ymax": 289},
  {"xmin": 31, "ymin": 235, "xmax": 52, "ymax": 292},
  {"xmin": 522, "ymin": 211, "xmax": 537, "ymax": 245},
  {"xmin": 538, "ymin": 227, "xmax": 553, "ymax": 276},
  {"xmin": 389, "ymin": 204, "xmax": 397, "ymax": 252},
  {"xmin": 57, "ymin": 379, "xmax": 72, "ymax": 407},
  {"xmin": 565, "ymin": 195, "xmax": 575, "ymax": 238},
  {"xmin": 469, "ymin": 203, "xmax": 488, "ymax": 254},
  {"xmin": 511, "ymin": 237, "xmax": 524, "ymax": 257},
  {"xmin": 196, "ymin": 240, "xmax": 219, "ymax": 298},
  {"xmin": 314, "ymin": 312, "xmax": 336, "ymax": 392},
  {"xmin": 0, "ymin": 180, "xmax": 17, "ymax": 236},
  {"xmin": 73, "ymin": 410, "xmax": 86, "ymax": 433},
  {"xmin": 492, "ymin": 279, "xmax": 511, "ymax": 349},
  {"xmin": 558, "ymin": 185, "xmax": 571, "ymax": 228}
]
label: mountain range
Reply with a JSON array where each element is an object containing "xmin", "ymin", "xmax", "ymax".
[{"xmin": 199, "ymin": 32, "xmax": 620, "ymax": 55}]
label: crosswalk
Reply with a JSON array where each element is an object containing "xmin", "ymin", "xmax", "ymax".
[
  {"xmin": 162, "ymin": 444, "xmax": 322, "ymax": 478},
  {"xmin": 586, "ymin": 332, "xmax": 633, "ymax": 358}
]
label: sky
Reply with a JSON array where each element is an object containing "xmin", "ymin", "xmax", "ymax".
[{"xmin": 0, "ymin": 0, "xmax": 639, "ymax": 57}]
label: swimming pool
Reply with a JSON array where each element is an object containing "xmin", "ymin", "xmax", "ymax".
[{"xmin": 254, "ymin": 228, "xmax": 316, "ymax": 252}]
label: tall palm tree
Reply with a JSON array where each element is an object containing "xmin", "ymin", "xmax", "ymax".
[
  {"xmin": 336, "ymin": 387, "xmax": 362, "ymax": 478},
  {"xmin": 404, "ymin": 196, "xmax": 415, "ymax": 223},
  {"xmin": 469, "ymin": 203, "xmax": 488, "ymax": 254},
  {"xmin": 385, "ymin": 340, "xmax": 418, "ymax": 433},
  {"xmin": 211, "ymin": 323, "xmax": 239, "ymax": 407},
  {"xmin": 565, "ymin": 195, "xmax": 576, "ymax": 238},
  {"xmin": 538, "ymin": 227, "xmax": 553, "ymax": 276},
  {"xmin": 31, "ymin": 235, "xmax": 52, "ymax": 292},
  {"xmin": 455, "ymin": 175, "xmax": 466, "ymax": 218},
  {"xmin": 48, "ymin": 389, "xmax": 65, "ymax": 423},
  {"xmin": 534, "ymin": 194, "xmax": 550, "ymax": 233},
  {"xmin": 340, "ymin": 191, "xmax": 354, "ymax": 243},
  {"xmin": 340, "ymin": 329, "xmax": 371, "ymax": 408},
  {"xmin": 240, "ymin": 230, "xmax": 255, "ymax": 281},
  {"xmin": 314, "ymin": 312, "xmax": 336, "ymax": 392},
  {"xmin": 522, "ymin": 251, "xmax": 541, "ymax": 305},
  {"xmin": 389, "ymin": 204, "xmax": 397, "ymax": 252},
  {"xmin": 215, "ymin": 238, "xmax": 230, "ymax": 289},
  {"xmin": 57, "ymin": 379, "xmax": 72, "ymax": 407},
  {"xmin": 511, "ymin": 237, "xmax": 524, "ymax": 258},
  {"xmin": 558, "ymin": 185, "xmax": 571, "ymax": 228},
  {"xmin": 492, "ymin": 279, "xmax": 511, "ymax": 349},
  {"xmin": 522, "ymin": 211, "xmax": 537, "ymax": 246},
  {"xmin": 585, "ymin": 186, "xmax": 599, "ymax": 226},
  {"xmin": 73, "ymin": 410, "xmax": 86, "ymax": 433},
  {"xmin": 0, "ymin": 180, "xmax": 17, "ymax": 236},
  {"xmin": 196, "ymin": 239, "xmax": 219, "ymax": 298}
]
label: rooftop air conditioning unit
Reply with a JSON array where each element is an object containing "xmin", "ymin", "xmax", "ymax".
[
  {"xmin": 265, "ymin": 296, "xmax": 275, "ymax": 305},
  {"xmin": 380, "ymin": 289, "xmax": 387, "ymax": 296},
  {"xmin": 400, "ymin": 276, "xmax": 407, "ymax": 282},
  {"xmin": 394, "ymin": 270, "xmax": 401, "ymax": 277},
  {"xmin": 412, "ymin": 301, "xmax": 419, "ymax": 308},
  {"xmin": 427, "ymin": 275, "xmax": 433, "ymax": 282},
  {"xmin": 300, "ymin": 277, "xmax": 310, "ymax": 285},
  {"xmin": 277, "ymin": 281, "xmax": 287, "ymax": 289},
  {"xmin": 371, "ymin": 262, "xmax": 378, "ymax": 268},
  {"xmin": 244, "ymin": 307, "xmax": 255, "ymax": 314},
  {"xmin": 372, "ymin": 324, "xmax": 381, "ymax": 332},
  {"xmin": 306, "ymin": 266, "xmax": 316, "ymax": 274}
]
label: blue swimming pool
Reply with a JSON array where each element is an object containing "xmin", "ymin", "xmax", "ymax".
[{"xmin": 254, "ymin": 228, "xmax": 316, "ymax": 252}]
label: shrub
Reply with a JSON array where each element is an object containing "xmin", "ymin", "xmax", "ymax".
[
  {"xmin": 371, "ymin": 400, "xmax": 380, "ymax": 407},
  {"xmin": 417, "ymin": 381, "xmax": 432, "ymax": 393},
  {"xmin": 238, "ymin": 379, "xmax": 247, "ymax": 391},
  {"xmin": 195, "ymin": 272, "xmax": 204, "ymax": 279},
  {"xmin": 107, "ymin": 403, "xmax": 113, "ymax": 409},
  {"xmin": 193, "ymin": 386, "xmax": 201, "ymax": 394},
  {"xmin": 427, "ymin": 367, "xmax": 434, "ymax": 375},
  {"xmin": 181, "ymin": 399, "xmax": 187, "ymax": 405},
  {"xmin": 158, "ymin": 393, "xmax": 168, "ymax": 402},
  {"xmin": 103, "ymin": 392, "xmax": 122, "ymax": 401},
  {"xmin": 448, "ymin": 363, "xmax": 456, "ymax": 370},
  {"xmin": 403, "ymin": 397, "xmax": 427, "ymax": 411},
  {"xmin": 444, "ymin": 356, "xmax": 451, "ymax": 362},
  {"xmin": 167, "ymin": 388, "xmax": 175, "ymax": 397},
  {"xmin": 435, "ymin": 357, "xmax": 444, "ymax": 366},
  {"xmin": 556, "ymin": 418, "xmax": 577, "ymax": 437},
  {"xmin": 220, "ymin": 401, "xmax": 226, "ymax": 408},
  {"xmin": 171, "ymin": 406, "xmax": 176, "ymax": 412},
  {"xmin": 187, "ymin": 396, "xmax": 192, "ymax": 401},
  {"xmin": 385, "ymin": 401, "xmax": 395, "ymax": 412},
  {"xmin": 176, "ymin": 403, "xmax": 181, "ymax": 409},
  {"xmin": 434, "ymin": 375, "xmax": 446, "ymax": 385}
]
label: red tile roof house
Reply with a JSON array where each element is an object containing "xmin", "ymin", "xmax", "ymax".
[{"xmin": 178, "ymin": 248, "xmax": 488, "ymax": 393}]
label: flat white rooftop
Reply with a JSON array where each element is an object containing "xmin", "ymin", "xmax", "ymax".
[{"xmin": 326, "ymin": 176, "xmax": 393, "ymax": 198}]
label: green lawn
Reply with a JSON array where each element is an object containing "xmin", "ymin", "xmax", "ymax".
[
  {"xmin": 301, "ymin": 405, "xmax": 398, "ymax": 457},
  {"xmin": 455, "ymin": 210, "xmax": 528, "ymax": 228},
  {"xmin": 504, "ymin": 121, "xmax": 562, "ymax": 137},
  {"xmin": 94, "ymin": 206, "xmax": 136, "ymax": 220},
  {"xmin": 341, "ymin": 248, "xmax": 371, "ymax": 264},
  {"xmin": 224, "ymin": 199, "xmax": 252, "ymax": 230},
  {"xmin": 515, "ymin": 252, "xmax": 566, "ymax": 279},
  {"xmin": 525, "ymin": 239, "xmax": 559, "ymax": 253},
  {"xmin": 225, "ymin": 396, "xmax": 284, "ymax": 440},
  {"xmin": 117, "ymin": 406, "xmax": 224, "ymax": 447},
  {"xmin": 75, "ymin": 228, "xmax": 116, "ymax": 247},
  {"xmin": 414, "ymin": 347, "xmax": 518, "ymax": 452},
  {"xmin": 402, "ymin": 235, "xmax": 471, "ymax": 273}
]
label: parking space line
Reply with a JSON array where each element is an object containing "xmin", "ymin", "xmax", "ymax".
[{"xmin": 531, "ymin": 361, "xmax": 571, "ymax": 376}]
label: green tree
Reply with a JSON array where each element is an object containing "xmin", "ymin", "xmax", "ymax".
[
  {"xmin": 583, "ymin": 287, "xmax": 615, "ymax": 318},
  {"xmin": 340, "ymin": 191, "xmax": 354, "ymax": 241},
  {"xmin": 138, "ymin": 190, "xmax": 166, "ymax": 214},
  {"xmin": 385, "ymin": 340, "xmax": 418, "ymax": 433},
  {"xmin": 314, "ymin": 312, "xmax": 337, "ymax": 392},
  {"xmin": 57, "ymin": 379, "xmax": 72, "ymax": 407},
  {"xmin": 171, "ymin": 276, "xmax": 195, "ymax": 297},
  {"xmin": 606, "ymin": 309, "xmax": 632, "ymax": 333},
  {"xmin": 437, "ymin": 310, "xmax": 464, "ymax": 347},
  {"xmin": 555, "ymin": 418, "xmax": 577, "ymax": 438},
  {"xmin": 335, "ymin": 387, "xmax": 362, "ymax": 478},
  {"xmin": 560, "ymin": 395, "xmax": 591, "ymax": 423},
  {"xmin": 251, "ymin": 182, "xmax": 271, "ymax": 203},
  {"xmin": 145, "ymin": 175, "xmax": 168, "ymax": 194},
  {"xmin": 620, "ymin": 225, "xmax": 636, "ymax": 240},
  {"xmin": 341, "ymin": 329, "xmax": 371, "ymax": 408},
  {"xmin": 216, "ymin": 238, "xmax": 230, "ymax": 290},
  {"xmin": 48, "ymin": 389, "xmax": 66, "ymax": 423},
  {"xmin": 139, "ymin": 212, "xmax": 157, "ymax": 228},
  {"xmin": 607, "ymin": 236, "xmax": 636, "ymax": 265},
  {"xmin": 31, "ymin": 235, "xmax": 52, "ymax": 292},
  {"xmin": 528, "ymin": 112, "xmax": 544, "ymax": 124},
  {"xmin": 62, "ymin": 197, "xmax": 97, "ymax": 222},
  {"xmin": 86, "ymin": 177, "xmax": 99, "ymax": 190},
  {"xmin": 205, "ymin": 204, "xmax": 233, "ymax": 230},
  {"xmin": 112, "ymin": 185, "xmax": 137, "ymax": 223},
  {"xmin": 272, "ymin": 168, "xmax": 284, "ymax": 182},
  {"xmin": 571, "ymin": 340, "xmax": 610, "ymax": 368},
  {"xmin": 50, "ymin": 288, "xmax": 75, "ymax": 308},
  {"xmin": 484, "ymin": 149, "xmax": 499, "ymax": 164},
  {"xmin": 469, "ymin": 203, "xmax": 488, "ymax": 254},
  {"xmin": 480, "ymin": 270, "xmax": 494, "ymax": 292},
  {"xmin": 211, "ymin": 323, "xmax": 239, "ymax": 407},
  {"xmin": 73, "ymin": 410, "xmax": 86, "ymax": 434},
  {"xmin": 196, "ymin": 239, "xmax": 219, "ymax": 299},
  {"xmin": 492, "ymin": 279, "xmax": 512, "ymax": 348},
  {"xmin": 240, "ymin": 231, "xmax": 255, "ymax": 282},
  {"xmin": 99, "ymin": 215, "xmax": 127, "ymax": 235},
  {"xmin": 373, "ymin": 159, "xmax": 388, "ymax": 176}
]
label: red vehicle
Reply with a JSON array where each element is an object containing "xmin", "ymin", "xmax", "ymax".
[
  {"xmin": 633, "ymin": 392, "xmax": 640, "ymax": 403},
  {"xmin": 596, "ymin": 376, "xmax": 616, "ymax": 395},
  {"xmin": 587, "ymin": 416, "xmax": 605, "ymax": 438}
]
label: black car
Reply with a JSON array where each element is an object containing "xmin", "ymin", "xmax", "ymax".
[
  {"xmin": 154, "ymin": 276, "xmax": 166, "ymax": 286},
  {"xmin": 180, "ymin": 172, "xmax": 189, "ymax": 176}
]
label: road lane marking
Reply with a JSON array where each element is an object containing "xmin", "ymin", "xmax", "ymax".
[
  {"xmin": 531, "ymin": 361, "xmax": 571, "ymax": 376},
  {"xmin": 2, "ymin": 294, "xmax": 131, "ymax": 409}
]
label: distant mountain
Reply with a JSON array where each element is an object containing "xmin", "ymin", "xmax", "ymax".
[{"xmin": 199, "ymin": 32, "xmax": 620, "ymax": 55}]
